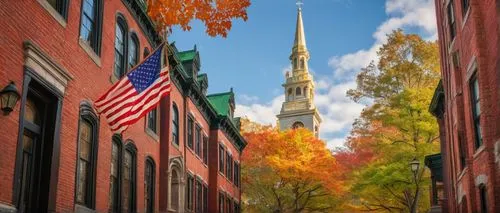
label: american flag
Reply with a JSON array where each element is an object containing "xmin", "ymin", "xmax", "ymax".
[{"xmin": 95, "ymin": 44, "xmax": 171, "ymax": 133}]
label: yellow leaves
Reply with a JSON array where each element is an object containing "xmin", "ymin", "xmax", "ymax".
[
  {"xmin": 147, "ymin": 0, "xmax": 250, "ymax": 37},
  {"xmin": 242, "ymin": 127, "xmax": 344, "ymax": 193}
]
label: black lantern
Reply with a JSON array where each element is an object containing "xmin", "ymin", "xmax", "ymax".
[
  {"xmin": 409, "ymin": 158, "xmax": 420, "ymax": 176},
  {"xmin": 0, "ymin": 81, "xmax": 21, "ymax": 115}
]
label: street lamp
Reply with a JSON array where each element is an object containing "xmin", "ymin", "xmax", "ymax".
[
  {"xmin": 0, "ymin": 81, "xmax": 20, "ymax": 115},
  {"xmin": 410, "ymin": 158, "xmax": 420, "ymax": 176}
]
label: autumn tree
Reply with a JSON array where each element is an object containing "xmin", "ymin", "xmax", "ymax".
[
  {"xmin": 242, "ymin": 127, "xmax": 344, "ymax": 213},
  {"xmin": 338, "ymin": 29, "xmax": 441, "ymax": 212},
  {"xmin": 146, "ymin": 0, "xmax": 250, "ymax": 37}
]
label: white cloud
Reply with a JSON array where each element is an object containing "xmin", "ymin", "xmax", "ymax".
[
  {"xmin": 326, "ymin": 138, "xmax": 346, "ymax": 151},
  {"xmin": 235, "ymin": 0, "xmax": 438, "ymax": 149},
  {"xmin": 235, "ymin": 95, "xmax": 284, "ymax": 125},
  {"xmin": 239, "ymin": 94, "xmax": 259, "ymax": 103}
]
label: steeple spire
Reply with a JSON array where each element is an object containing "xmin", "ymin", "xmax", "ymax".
[{"xmin": 293, "ymin": 6, "xmax": 307, "ymax": 52}]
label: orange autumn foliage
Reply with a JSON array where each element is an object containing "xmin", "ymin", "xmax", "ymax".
[
  {"xmin": 242, "ymin": 128, "xmax": 343, "ymax": 192},
  {"xmin": 146, "ymin": 0, "xmax": 250, "ymax": 37}
]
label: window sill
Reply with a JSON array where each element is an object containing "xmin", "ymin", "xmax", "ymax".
[
  {"xmin": 145, "ymin": 128, "xmax": 159, "ymax": 142},
  {"xmin": 37, "ymin": 0, "xmax": 67, "ymax": 28},
  {"xmin": 74, "ymin": 204, "xmax": 95, "ymax": 213},
  {"xmin": 473, "ymin": 145, "xmax": 486, "ymax": 159},
  {"xmin": 78, "ymin": 39, "xmax": 101, "ymax": 67},
  {"xmin": 172, "ymin": 141, "xmax": 180, "ymax": 151}
]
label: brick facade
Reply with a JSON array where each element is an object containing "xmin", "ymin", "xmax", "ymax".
[
  {"xmin": 431, "ymin": 0, "xmax": 500, "ymax": 212},
  {"xmin": 0, "ymin": 1, "xmax": 245, "ymax": 213}
]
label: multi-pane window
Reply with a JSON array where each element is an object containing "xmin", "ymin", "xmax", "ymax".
[
  {"xmin": 458, "ymin": 132, "xmax": 466, "ymax": 170},
  {"xmin": 122, "ymin": 147, "xmax": 136, "ymax": 213},
  {"xmin": 203, "ymin": 184, "xmax": 208, "ymax": 212},
  {"xmin": 172, "ymin": 105, "xmax": 179, "ymax": 145},
  {"xmin": 196, "ymin": 179, "xmax": 203, "ymax": 213},
  {"xmin": 114, "ymin": 21, "xmax": 126, "ymax": 78},
  {"xmin": 470, "ymin": 76, "xmax": 482, "ymax": 148},
  {"xmin": 479, "ymin": 185, "xmax": 488, "ymax": 213},
  {"xmin": 226, "ymin": 153, "xmax": 232, "ymax": 181},
  {"xmin": 128, "ymin": 34, "xmax": 139, "ymax": 69},
  {"xmin": 234, "ymin": 162, "xmax": 240, "ymax": 187},
  {"xmin": 203, "ymin": 135, "xmax": 208, "ymax": 164},
  {"xmin": 76, "ymin": 119, "xmax": 96, "ymax": 207},
  {"xmin": 47, "ymin": 0, "xmax": 68, "ymax": 18},
  {"xmin": 145, "ymin": 159, "xmax": 155, "ymax": 213},
  {"xmin": 462, "ymin": 0, "xmax": 470, "ymax": 16},
  {"xmin": 219, "ymin": 192, "xmax": 225, "ymax": 213},
  {"xmin": 147, "ymin": 107, "xmax": 157, "ymax": 134},
  {"xmin": 447, "ymin": 2, "xmax": 456, "ymax": 40},
  {"xmin": 79, "ymin": 0, "xmax": 101, "ymax": 54},
  {"xmin": 109, "ymin": 139, "xmax": 121, "ymax": 213},
  {"xmin": 234, "ymin": 201, "xmax": 240, "ymax": 213},
  {"xmin": 219, "ymin": 145, "xmax": 225, "ymax": 173},
  {"xmin": 187, "ymin": 117, "xmax": 194, "ymax": 149},
  {"xmin": 226, "ymin": 197, "xmax": 232, "ymax": 213},
  {"xmin": 186, "ymin": 175, "xmax": 194, "ymax": 210},
  {"xmin": 195, "ymin": 125, "xmax": 202, "ymax": 156}
]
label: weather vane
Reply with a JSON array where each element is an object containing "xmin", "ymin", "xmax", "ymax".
[{"xmin": 296, "ymin": 0, "xmax": 303, "ymax": 10}]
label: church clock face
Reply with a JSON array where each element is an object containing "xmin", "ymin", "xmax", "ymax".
[{"xmin": 292, "ymin": 121, "xmax": 305, "ymax": 129}]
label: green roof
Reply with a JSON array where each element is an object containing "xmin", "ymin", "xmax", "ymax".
[
  {"xmin": 178, "ymin": 50, "xmax": 196, "ymax": 62},
  {"xmin": 207, "ymin": 91, "xmax": 233, "ymax": 117}
]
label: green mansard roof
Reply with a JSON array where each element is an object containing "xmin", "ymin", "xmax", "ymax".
[
  {"xmin": 206, "ymin": 91, "xmax": 234, "ymax": 117},
  {"xmin": 178, "ymin": 49, "xmax": 197, "ymax": 62}
]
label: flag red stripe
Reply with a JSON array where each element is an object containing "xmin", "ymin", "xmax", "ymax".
[
  {"xmin": 95, "ymin": 83, "xmax": 134, "ymax": 108},
  {"xmin": 110, "ymin": 85, "xmax": 171, "ymax": 131},
  {"xmin": 108, "ymin": 82, "xmax": 171, "ymax": 127},
  {"xmin": 95, "ymin": 78, "xmax": 129, "ymax": 104},
  {"xmin": 104, "ymin": 76, "xmax": 170, "ymax": 119}
]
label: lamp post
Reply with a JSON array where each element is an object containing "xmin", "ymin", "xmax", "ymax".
[
  {"xmin": 0, "ymin": 81, "xmax": 20, "ymax": 115},
  {"xmin": 409, "ymin": 158, "xmax": 420, "ymax": 213}
]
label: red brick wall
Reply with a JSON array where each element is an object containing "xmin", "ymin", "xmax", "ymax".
[
  {"xmin": 434, "ymin": 0, "xmax": 500, "ymax": 212},
  {"xmin": 0, "ymin": 1, "xmax": 160, "ymax": 212}
]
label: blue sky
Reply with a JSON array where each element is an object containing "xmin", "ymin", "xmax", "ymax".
[{"xmin": 169, "ymin": 0, "xmax": 438, "ymax": 149}]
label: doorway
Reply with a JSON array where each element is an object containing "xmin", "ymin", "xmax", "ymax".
[{"xmin": 15, "ymin": 76, "xmax": 60, "ymax": 213}]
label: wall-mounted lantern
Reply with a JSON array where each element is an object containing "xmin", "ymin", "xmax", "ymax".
[{"xmin": 0, "ymin": 81, "xmax": 21, "ymax": 115}]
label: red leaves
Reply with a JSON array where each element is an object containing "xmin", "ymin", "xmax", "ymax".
[{"xmin": 146, "ymin": 0, "xmax": 250, "ymax": 37}]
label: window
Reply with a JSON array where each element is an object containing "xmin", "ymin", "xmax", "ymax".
[
  {"xmin": 114, "ymin": 18, "xmax": 127, "ymax": 78},
  {"xmin": 293, "ymin": 58, "xmax": 297, "ymax": 69},
  {"xmin": 172, "ymin": 104, "xmax": 179, "ymax": 146},
  {"xmin": 479, "ymin": 185, "xmax": 488, "ymax": 213},
  {"xmin": 300, "ymin": 58, "xmax": 305, "ymax": 69},
  {"xmin": 128, "ymin": 34, "xmax": 139, "ymax": 69},
  {"xmin": 187, "ymin": 117, "xmax": 194, "ymax": 149},
  {"xmin": 203, "ymin": 135, "xmax": 208, "ymax": 164},
  {"xmin": 226, "ymin": 197, "xmax": 232, "ymax": 213},
  {"xmin": 196, "ymin": 179, "xmax": 202, "ymax": 213},
  {"xmin": 109, "ymin": 136, "xmax": 121, "ymax": 213},
  {"xmin": 292, "ymin": 121, "xmax": 304, "ymax": 129},
  {"xmin": 76, "ymin": 103, "xmax": 99, "ymax": 208},
  {"xmin": 145, "ymin": 158, "xmax": 155, "ymax": 213},
  {"xmin": 219, "ymin": 145, "xmax": 225, "ymax": 173},
  {"xmin": 287, "ymin": 88, "xmax": 293, "ymax": 101},
  {"xmin": 79, "ymin": 0, "xmax": 102, "ymax": 54},
  {"xmin": 226, "ymin": 153, "xmax": 232, "ymax": 181},
  {"xmin": 234, "ymin": 162, "xmax": 240, "ymax": 187},
  {"xmin": 186, "ymin": 175, "xmax": 194, "ymax": 210},
  {"xmin": 203, "ymin": 184, "xmax": 208, "ymax": 212},
  {"xmin": 47, "ymin": 0, "xmax": 69, "ymax": 18},
  {"xmin": 470, "ymin": 76, "xmax": 482, "ymax": 149},
  {"xmin": 219, "ymin": 192, "xmax": 225, "ymax": 213},
  {"xmin": 296, "ymin": 87, "xmax": 301, "ymax": 96},
  {"xmin": 195, "ymin": 125, "xmax": 202, "ymax": 156},
  {"xmin": 234, "ymin": 201, "xmax": 240, "ymax": 213},
  {"xmin": 447, "ymin": 2, "xmax": 456, "ymax": 40},
  {"xmin": 458, "ymin": 132, "xmax": 466, "ymax": 170},
  {"xmin": 146, "ymin": 107, "xmax": 158, "ymax": 134},
  {"xmin": 462, "ymin": 0, "xmax": 470, "ymax": 16},
  {"xmin": 122, "ymin": 144, "xmax": 137, "ymax": 213}
]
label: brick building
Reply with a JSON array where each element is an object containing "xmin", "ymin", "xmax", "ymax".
[
  {"xmin": 429, "ymin": 0, "xmax": 500, "ymax": 212},
  {"xmin": 0, "ymin": 0, "xmax": 245, "ymax": 213}
]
